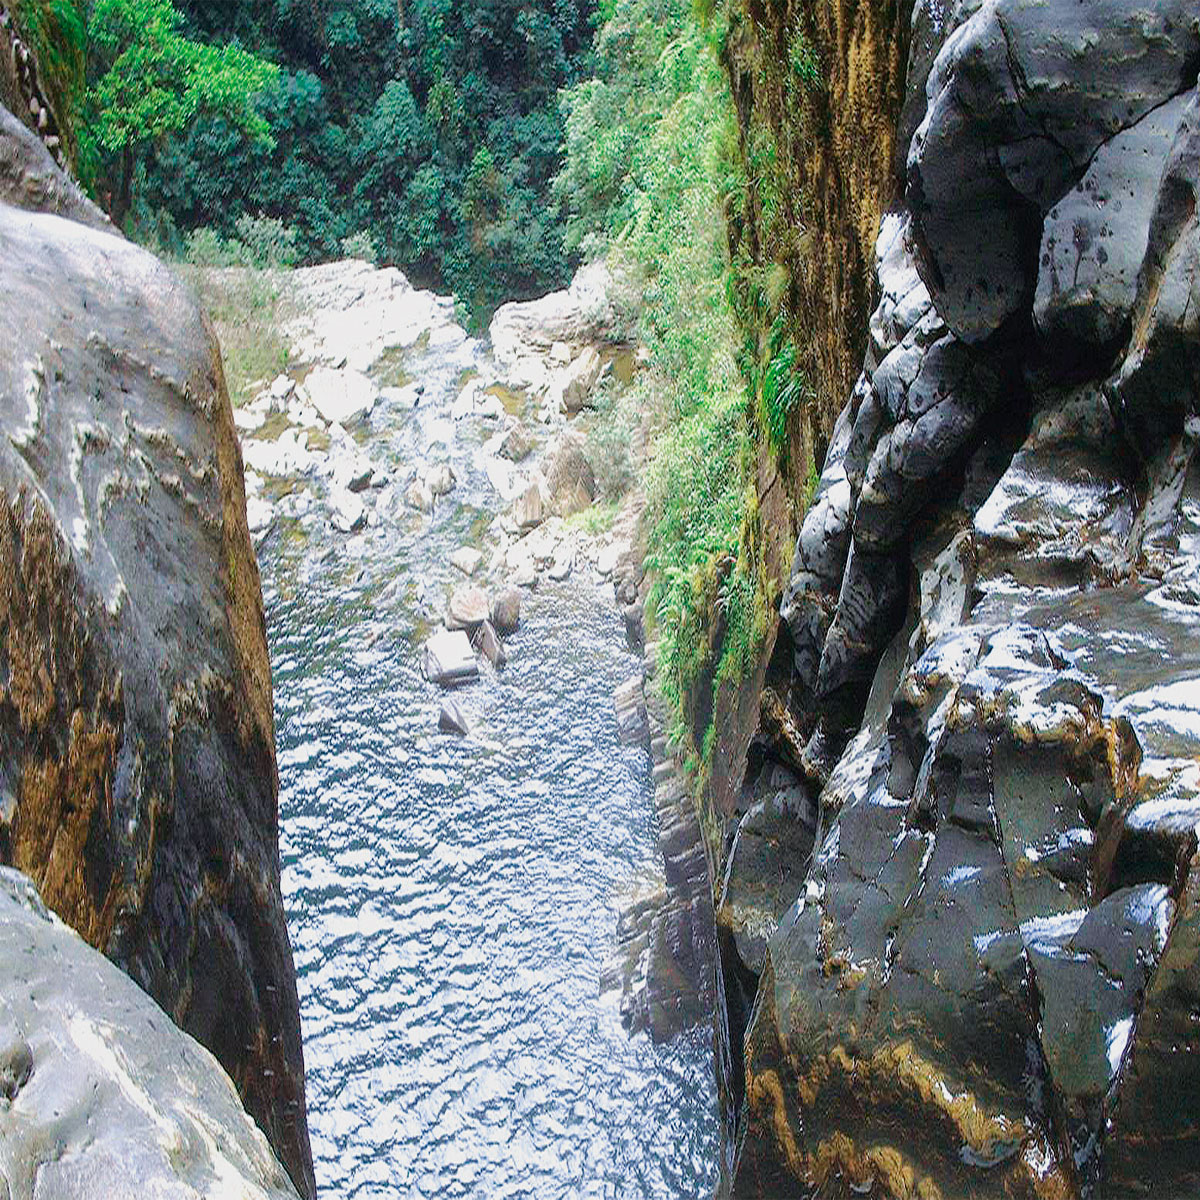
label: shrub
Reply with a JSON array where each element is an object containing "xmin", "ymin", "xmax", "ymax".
[
  {"xmin": 339, "ymin": 230, "xmax": 379, "ymax": 264},
  {"xmin": 234, "ymin": 213, "xmax": 299, "ymax": 268},
  {"xmin": 183, "ymin": 226, "xmax": 236, "ymax": 267},
  {"xmin": 585, "ymin": 383, "xmax": 639, "ymax": 501}
]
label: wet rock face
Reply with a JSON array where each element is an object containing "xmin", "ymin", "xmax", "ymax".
[
  {"xmin": 907, "ymin": 0, "xmax": 1200, "ymax": 343},
  {"xmin": 729, "ymin": 17, "xmax": 1200, "ymax": 1197},
  {"xmin": 0, "ymin": 867, "xmax": 300, "ymax": 1199},
  {"xmin": 0, "ymin": 124, "xmax": 314, "ymax": 1197}
]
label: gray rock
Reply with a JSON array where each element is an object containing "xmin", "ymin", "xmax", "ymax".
[
  {"xmin": 421, "ymin": 629, "xmax": 478, "ymax": 687},
  {"xmin": 548, "ymin": 547, "xmax": 573, "ymax": 580},
  {"xmin": 717, "ymin": 787, "xmax": 816, "ymax": 976},
  {"xmin": 405, "ymin": 478, "xmax": 435, "ymax": 514},
  {"xmin": 491, "ymin": 586, "xmax": 522, "ymax": 634},
  {"xmin": 498, "ymin": 425, "xmax": 536, "ymax": 462},
  {"xmin": 1111, "ymin": 88, "xmax": 1200, "ymax": 454},
  {"xmin": 908, "ymin": 0, "xmax": 1200, "ymax": 342},
  {"xmin": 510, "ymin": 562, "xmax": 538, "ymax": 588},
  {"xmin": 731, "ymin": 13, "xmax": 1200, "ymax": 1200},
  {"xmin": 438, "ymin": 697, "xmax": 470, "ymax": 735},
  {"xmin": 542, "ymin": 431, "xmax": 597, "ymax": 518},
  {"xmin": 0, "ymin": 867, "xmax": 300, "ymax": 1199},
  {"xmin": 512, "ymin": 480, "xmax": 545, "ymax": 529},
  {"xmin": 558, "ymin": 345, "xmax": 604, "ymax": 412},
  {"xmin": 1035, "ymin": 95, "xmax": 1189, "ymax": 352},
  {"xmin": 0, "ymin": 102, "xmax": 110, "ymax": 231},
  {"xmin": 304, "ymin": 365, "xmax": 377, "ymax": 425},
  {"xmin": 329, "ymin": 487, "xmax": 366, "ymax": 533},
  {"xmin": 425, "ymin": 462, "xmax": 456, "ymax": 497},
  {"xmin": 446, "ymin": 585, "xmax": 490, "ymax": 630},
  {"xmin": 472, "ymin": 619, "xmax": 507, "ymax": 668},
  {"xmin": 0, "ymin": 164, "xmax": 313, "ymax": 1193},
  {"xmin": 450, "ymin": 546, "xmax": 483, "ymax": 576}
]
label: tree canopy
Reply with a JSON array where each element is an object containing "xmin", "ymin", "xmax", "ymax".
[
  {"xmin": 72, "ymin": 0, "xmax": 596, "ymax": 323},
  {"xmin": 80, "ymin": 0, "xmax": 277, "ymax": 227}
]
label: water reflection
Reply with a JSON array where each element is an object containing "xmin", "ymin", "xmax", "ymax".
[{"xmin": 261, "ymin": 346, "xmax": 718, "ymax": 1197}]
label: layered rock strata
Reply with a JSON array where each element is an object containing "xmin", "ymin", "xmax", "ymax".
[
  {"xmin": 0, "ymin": 102, "xmax": 314, "ymax": 1196},
  {"xmin": 724, "ymin": 4, "xmax": 1200, "ymax": 1196}
]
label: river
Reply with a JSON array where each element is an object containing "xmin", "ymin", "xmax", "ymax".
[{"xmin": 254, "ymin": 316, "xmax": 720, "ymax": 1198}]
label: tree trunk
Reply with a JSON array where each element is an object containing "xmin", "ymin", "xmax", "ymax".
[{"xmin": 110, "ymin": 141, "xmax": 133, "ymax": 231}]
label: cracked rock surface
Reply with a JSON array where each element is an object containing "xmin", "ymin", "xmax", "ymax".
[{"xmin": 730, "ymin": 12, "xmax": 1200, "ymax": 1198}]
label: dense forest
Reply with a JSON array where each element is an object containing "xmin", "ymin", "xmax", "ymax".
[{"xmin": 69, "ymin": 0, "xmax": 596, "ymax": 318}]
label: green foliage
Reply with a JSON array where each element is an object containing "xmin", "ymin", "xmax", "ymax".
[
  {"xmin": 79, "ymin": 0, "xmax": 277, "ymax": 227},
  {"xmin": 761, "ymin": 339, "xmax": 805, "ymax": 460},
  {"xmin": 181, "ymin": 264, "xmax": 291, "ymax": 406},
  {"xmin": 340, "ymin": 230, "xmax": 380, "ymax": 263},
  {"xmin": 555, "ymin": 0, "xmax": 782, "ymax": 765},
  {"xmin": 584, "ymin": 382, "xmax": 639, "ymax": 500},
  {"xmin": 786, "ymin": 27, "xmax": 821, "ymax": 97},
  {"xmin": 234, "ymin": 213, "xmax": 299, "ymax": 267},
  {"xmin": 99, "ymin": 0, "xmax": 597, "ymax": 324},
  {"xmin": 182, "ymin": 215, "xmax": 299, "ymax": 269},
  {"xmin": 11, "ymin": 0, "xmax": 86, "ymax": 155}
]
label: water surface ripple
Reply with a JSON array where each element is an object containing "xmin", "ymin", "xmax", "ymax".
[{"xmin": 261, "ymin": 341, "xmax": 718, "ymax": 1198}]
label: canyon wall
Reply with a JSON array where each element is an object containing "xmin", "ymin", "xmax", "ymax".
[
  {"xmin": 0, "ymin": 29, "xmax": 315, "ymax": 1194},
  {"xmin": 713, "ymin": 1, "xmax": 1200, "ymax": 1196}
]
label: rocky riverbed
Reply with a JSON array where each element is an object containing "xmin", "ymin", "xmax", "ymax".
[{"xmin": 228, "ymin": 255, "xmax": 721, "ymax": 1196}]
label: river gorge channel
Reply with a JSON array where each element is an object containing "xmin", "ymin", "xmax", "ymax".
[{"xmin": 244, "ymin": 270, "xmax": 719, "ymax": 1198}]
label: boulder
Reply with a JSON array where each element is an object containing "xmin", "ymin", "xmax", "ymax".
[
  {"xmin": 556, "ymin": 345, "xmax": 604, "ymax": 413},
  {"xmin": 0, "ymin": 102, "xmax": 110, "ymax": 231},
  {"xmin": 246, "ymin": 495, "xmax": 274, "ymax": 537},
  {"xmin": 472, "ymin": 619, "xmax": 507, "ymax": 668},
  {"xmin": 451, "ymin": 379, "xmax": 481, "ymax": 420},
  {"xmin": 510, "ymin": 562, "xmax": 538, "ymax": 588},
  {"xmin": 907, "ymin": 0, "xmax": 1200, "ymax": 342},
  {"xmin": 491, "ymin": 587, "xmax": 522, "ymax": 634},
  {"xmin": 241, "ymin": 427, "xmax": 321, "ymax": 478},
  {"xmin": 283, "ymin": 258, "xmax": 457, "ymax": 375},
  {"xmin": 0, "ymin": 165, "xmax": 314, "ymax": 1194},
  {"xmin": 405, "ymin": 478, "xmax": 435, "ymax": 514},
  {"xmin": 438, "ymin": 697, "xmax": 470, "ymax": 735},
  {"xmin": 446, "ymin": 585, "xmax": 490, "ymax": 630},
  {"xmin": 1110, "ymin": 90, "xmax": 1200, "ymax": 454},
  {"xmin": 303, "ymin": 364, "xmax": 377, "ymax": 425},
  {"xmin": 596, "ymin": 540, "xmax": 624, "ymax": 578},
  {"xmin": 730, "ymin": 27, "xmax": 1200, "ymax": 1199},
  {"xmin": 329, "ymin": 487, "xmax": 366, "ymax": 533},
  {"xmin": 425, "ymin": 462, "xmax": 456, "ymax": 497},
  {"xmin": 0, "ymin": 867, "xmax": 300, "ymax": 1199},
  {"xmin": 489, "ymin": 261, "xmax": 616, "ymax": 392},
  {"xmin": 717, "ymin": 785, "xmax": 816, "ymax": 975},
  {"xmin": 1034, "ymin": 96, "xmax": 1189, "ymax": 354},
  {"xmin": 548, "ymin": 547, "xmax": 573, "ymax": 581},
  {"xmin": 512, "ymin": 479, "xmax": 545, "ymax": 529},
  {"xmin": 498, "ymin": 425, "xmax": 536, "ymax": 462},
  {"xmin": 421, "ymin": 629, "xmax": 478, "ymax": 687},
  {"xmin": 450, "ymin": 546, "xmax": 483, "ymax": 576},
  {"xmin": 270, "ymin": 372, "xmax": 295, "ymax": 403},
  {"xmin": 542, "ymin": 432, "xmax": 597, "ymax": 518},
  {"xmin": 330, "ymin": 452, "xmax": 375, "ymax": 493}
]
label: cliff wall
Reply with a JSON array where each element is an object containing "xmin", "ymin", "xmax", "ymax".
[
  {"xmin": 711, "ymin": 1, "xmax": 1200, "ymax": 1196},
  {"xmin": 0, "ymin": 70, "xmax": 316, "ymax": 1198}
]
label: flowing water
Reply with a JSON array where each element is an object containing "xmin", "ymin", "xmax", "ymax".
[{"xmin": 257, "ymin": 330, "xmax": 719, "ymax": 1198}]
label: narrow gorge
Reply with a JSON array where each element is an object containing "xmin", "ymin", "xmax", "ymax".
[{"xmin": 1, "ymin": 0, "xmax": 1200, "ymax": 1198}]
